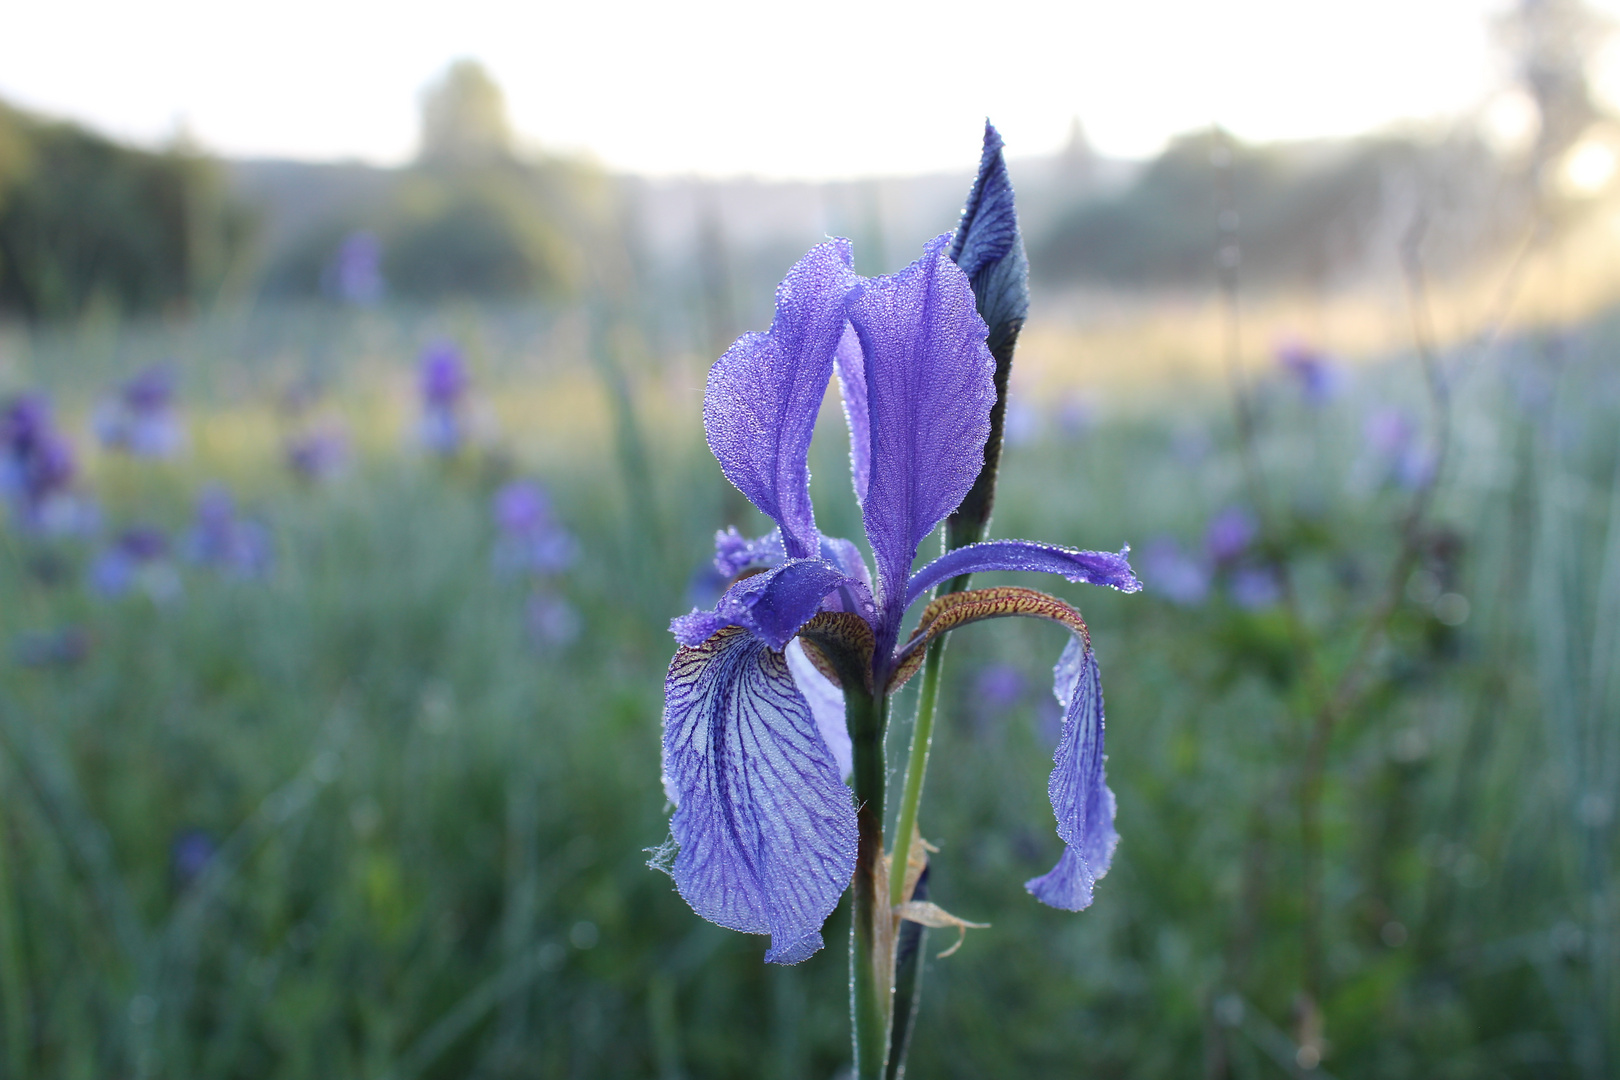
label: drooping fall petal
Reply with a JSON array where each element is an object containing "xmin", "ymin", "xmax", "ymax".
[{"xmin": 661, "ymin": 627, "xmax": 858, "ymax": 963}]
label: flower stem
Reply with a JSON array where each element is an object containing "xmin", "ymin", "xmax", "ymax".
[
  {"xmin": 888, "ymin": 636, "xmax": 946, "ymax": 909},
  {"xmin": 847, "ymin": 685, "xmax": 891, "ymax": 1080}
]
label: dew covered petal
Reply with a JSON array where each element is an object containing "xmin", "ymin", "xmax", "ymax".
[
  {"xmin": 785, "ymin": 638, "xmax": 851, "ymax": 780},
  {"xmin": 661, "ymin": 627, "xmax": 858, "ymax": 963},
  {"xmin": 833, "ymin": 323, "xmax": 871, "ymax": 506},
  {"xmin": 907, "ymin": 539, "xmax": 1140, "ymax": 608},
  {"xmin": 670, "ymin": 558, "xmax": 852, "ymax": 650},
  {"xmin": 847, "ymin": 234, "xmax": 994, "ymax": 645},
  {"xmin": 704, "ymin": 240, "xmax": 858, "ymax": 559},
  {"xmin": 1025, "ymin": 638, "xmax": 1118, "ymax": 910}
]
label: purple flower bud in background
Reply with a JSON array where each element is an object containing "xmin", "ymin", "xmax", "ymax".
[
  {"xmin": 419, "ymin": 341, "xmax": 468, "ymax": 408},
  {"xmin": 417, "ymin": 342, "xmax": 469, "ymax": 455},
  {"xmin": 492, "ymin": 480, "xmax": 576, "ymax": 577},
  {"xmin": 285, "ymin": 426, "xmax": 351, "ymax": 482},
  {"xmin": 330, "ymin": 231, "xmax": 385, "ymax": 306},
  {"xmin": 183, "ymin": 485, "xmax": 274, "ymax": 579},
  {"xmin": 1205, "ymin": 506, "xmax": 1258, "ymax": 565},
  {"xmin": 1276, "ymin": 338, "xmax": 1344, "ymax": 405},
  {"xmin": 1363, "ymin": 407, "xmax": 1434, "ymax": 490},
  {"xmin": 170, "ymin": 828, "xmax": 216, "ymax": 889},
  {"xmin": 526, "ymin": 590, "xmax": 581, "ymax": 646},
  {"xmin": 1, "ymin": 393, "xmax": 92, "ymax": 534},
  {"xmin": 1140, "ymin": 535, "xmax": 1211, "ymax": 606},
  {"xmin": 1056, "ymin": 394, "xmax": 1096, "ymax": 438},
  {"xmin": 686, "ymin": 561, "xmax": 730, "ymax": 611},
  {"xmin": 95, "ymin": 366, "xmax": 185, "ymax": 458},
  {"xmin": 974, "ymin": 663, "xmax": 1027, "ymax": 709},
  {"xmin": 1228, "ymin": 566, "xmax": 1282, "ymax": 610},
  {"xmin": 91, "ymin": 525, "xmax": 180, "ymax": 601}
]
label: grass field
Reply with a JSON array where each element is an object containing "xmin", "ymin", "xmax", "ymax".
[{"xmin": 0, "ymin": 263, "xmax": 1617, "ymax": 1078}]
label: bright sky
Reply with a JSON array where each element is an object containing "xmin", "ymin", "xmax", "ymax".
[{"xmin": 3, "ymin": 0, "xmax": 1617, "ymax": 178}]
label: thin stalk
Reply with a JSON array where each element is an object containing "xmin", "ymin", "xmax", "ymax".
[
  {"xmin": 0, "ymin": 752, "xmax": 30, "ymax": 1080},
  {"xmin": 889, "ymin": 637, "xmax": 946, "ymax": 909},
  {"xmin": 847, "ymin": 685, "xmax": 891, "ymax": 1080}
]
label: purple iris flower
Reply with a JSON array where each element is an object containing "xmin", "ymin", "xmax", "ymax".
[
  {"xmin": 417, "ymin": 341, "xmax": 470, "ymax": 454},
  {"xmin": 526, "ymin": 590, "xmax": 582, "ymax": 646},
  {"xmin": 285, "ymin": 425, "xmax": 351, "ymax": 482},
  {"xmin": 91, "ymin": 525, "xmax": 179, "ymax": 601},
  {"xmin": 183, "ymin": 486, "xmax": 274, "ymax": 578},
  {"xmin": 1363, "ymin": 407, "xmax": 1434, "ymax": 490},
  {"xmin": 95, "ymin": 366, "xmax": 185, "ymax": 458},
  {"xmin": 1228, "ymin": 565, "xmax": 1282, "ymax": 610},
  {"xmin": 492, "ymin": 480, "xmax": 577, "ymax": 576},
  {"xmin": 171, "ymin": 828, "xmax": 217, "ymax": 889},
  {"xmin": 1140, "ymin": 535, "xmax": 1211, "ymax": 607},
  {"xmin": 975, "ymin": 663, "xmax": 1027, "ymax": 709},
  {"xmin": 1276, "ymin": 339, "xmax": 1344, "ymax": 405},
  {"xmin": 329, "ymin": 231, "xmax": 385, "ymax": 306},
  {"xmin": 660, "ymin": 234, "xmax": 1140, "ymax": 964},
  {"xmin": 1205, "ymin": 506, "xmax": 1258, "ymax": 565},
  {"xmin": 1, "ymin": 393, "xmax": 89, "ymax": 534}
]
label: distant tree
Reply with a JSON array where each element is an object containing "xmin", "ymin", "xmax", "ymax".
[
  {"xmin": 419, "ymin": 60, "xmax": 513, "ymax": 167},
  {"xmin": 1499, "ymin": 1, "xmax": 1610, "ymax": 163},
  {"xmin": 0, "ymin": 100, "xmax": 251, "ymax": 321}
]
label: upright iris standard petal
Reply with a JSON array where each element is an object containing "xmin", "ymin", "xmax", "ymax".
[
  {"xmin": 670, "ymin": 558, "xmax": 853, "ymax": 650},
  {"xmin": 662, "ymin": 627, "xmax": 859, "ymax": 963},
  {"xmin": 833, "ymin": 324, "xmax": 871, "ymax": 506},
  {"xmin": 847, "ymin": 234, "xmax": 995, "ymax": 644},
  {"xmin": 704, "ymin": 240, "xmax": 859, "ymax": 559},
  {"xmin": 1026, "ymin": 638, "xmax": 1118, "ymax": 911},
  {"xmin": 907, "ymin": 540, "xmax": 1141, "ymax": 607}
]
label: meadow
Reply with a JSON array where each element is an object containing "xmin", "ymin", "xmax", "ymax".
[{"xmin": 0, "ymin": 260, "xmax": 1617, "ymax": 1080}]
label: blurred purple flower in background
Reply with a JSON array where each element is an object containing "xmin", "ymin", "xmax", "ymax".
[
  {"xmin": 91, "ymin": 526, "xmax": 180, "ymax": 601},
  {"xmin": 1, "ymin": 393, "xmax": 95, "ymax": 535},
  {"xmin": 328, "ymin": 231, "xmax": 385, "ymax": 306},
  {"xmin": 170, "ymin": 829, "xmax": 217, "ymax": 889},
  {"xmin": 492, "ymin": 479, "xmax": 577, "ymax": 577},
  {"xmin": 1276, "ymin": 339, "xmax": 1344, "ymax": 405},
  {"xmin": 974, "ymin": 663, "xmax": 1027, "ymax": 709},
  {"xmin": 184, "ymin": 486, "xmax": 274, "ymax": 579},
  {"xmin": 285, "ymin": 425, "xmax": 351, "ymax": 482},
  {"xmin": 1139, "ymin": 535, "xmax": 1212, "ymax": 606},
  {"xmin": 1228, "ymin": 566, "xmax": 1282, "ymax": 610},
  {"xmin": 526, "ymin": 590, "xmax": 581, "ymax": 646},
  {"xmin": 417, "ymin": 341, "xmax": 469, "ymax": 455},
  {"xmin": 1205, "ymin": 506, "xmax": 1258, "ymax": 564},
  {"xmin": 95, "ymin": 366, "xmax": 185, "ymax": 458},
  {"xmin": 1056, "ymin": 394, "xmax": 1096, "ymax": 438},
  {"xmin": 1363, "ymin": 407, "xmax": 1435, "ymax": 490}
]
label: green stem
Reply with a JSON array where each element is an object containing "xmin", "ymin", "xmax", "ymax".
[
  {"xmin": 847, "ymin": 685, "xmax": 890, "ymax": 1080},
  {"xmin": 889, "ymin": 635, "xmax": 947, "ymax": 908},
  {"xmin": 0, "ymin": 753, "xmax": 29, "ymax": 1079}
]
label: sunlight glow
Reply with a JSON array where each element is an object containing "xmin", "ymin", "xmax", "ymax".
[{"xmin": 3, "ymin": 0, "xmax": 1618, "ymax": 177}]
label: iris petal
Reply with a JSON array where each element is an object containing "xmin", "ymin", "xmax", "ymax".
[
  {"xmin": 785, "ymin": 638, "xmax": 851, "ymax": 780},
  {"xmin": 847, "ymin": 233, "xmax": 995, "ymax": 649},
  {"xmin": 671, "ymin": 558, "xmax": 852, "ymax": 650},
  {"xmin": 1025, "ymin": 638, "xmax": 1118, "ymax": 911},
  {"xmin": 907, "ymin": 539, "xmax": 1140, "ymax": 608},
  {"xmin": 833, "ymin": 323, "xmax": 871, "ymax": 506},
  {"xmin": 704, "ymin": 240, "xmax": 858, "ymax": 559},
  {"xmin": 662, "ymin": 627, "xmax": 859, "ymax": 963}
]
